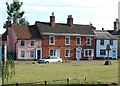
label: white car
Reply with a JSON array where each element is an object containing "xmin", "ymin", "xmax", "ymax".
[{"xmin": 37, "ymin": 56, "xmax": 62, "ymax": 63}]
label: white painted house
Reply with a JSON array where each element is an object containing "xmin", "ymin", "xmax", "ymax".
[{"xmin": 95, "ymin": 31, "xmax": 118, "ymax": 59}]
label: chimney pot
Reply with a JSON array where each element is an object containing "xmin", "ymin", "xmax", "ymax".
[
  {"xmin": 6, "ymin": 17, "xmax": 11, "ymax": 27},
  {"xmin": 50, "ymin": 12, "xmax": 55, "ymax": 27},
  {"xmin": 52, "ymin": 12, "xmax": 54, "ymax": 16},
  {"xmin": 102, "ymin": 28, "xmax": 104, "ymax": 31},
  {"xmin": 67, "ymin": 15, "xmax": 73, "ymax": 26}
]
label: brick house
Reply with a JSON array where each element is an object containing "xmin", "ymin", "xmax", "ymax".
[
  {"xmin": 35, "ymin": 13, "xmax": 96, "ymax": 60},
  {"xmin": 3, "ymin": 13, "xmax": 96, "ymax": 60}
]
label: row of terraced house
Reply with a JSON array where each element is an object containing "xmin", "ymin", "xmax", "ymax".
[{"xmin": 1, "ymin": 13, "xmax": 119, "ymax": 60}]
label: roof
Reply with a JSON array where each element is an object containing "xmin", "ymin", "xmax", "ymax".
[
  {"xmin": 2, "ymin": 31, "xmax": 7, "ymax": 41},
  {"xmin": 95, "ymin": 30, "xmax": 117, "ymax": 40},
  {"xmin": 35, "ymin": 21, "xmax": 95, "ymax": 36},
  {"xmin": 107, "ymin": 30, "xmax": 120, "ymax": 35},
  {"xmin": 13, "ymin": 25, "xmax": 42, "ymax": 39}
]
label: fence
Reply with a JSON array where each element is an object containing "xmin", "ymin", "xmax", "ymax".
[{"xmin": 2, "ymin": 77, "xmax": 87, "ymax": 86}]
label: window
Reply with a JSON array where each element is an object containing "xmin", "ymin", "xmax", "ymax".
[
  {"xmin": 49, "ymin": 36, "xmax": 55, "ymax": 45},
  {"xmin": 100, "ymin": 50, "xmax": 106, "ymax": 55},
  {"xmin": 30, "ymin": 40, "xmax": 35, "ymax": 46},
  {"xmin": 86, "ymin": 37, "xmax": 91, "ymax": 45},
  {"xmin": 20, "ymin": 51, "xmax": 25, "ymax": 58},
  {"xmin": 65, "ymin": 36, "xmax": 70, "ymax": 45},
  {"xmin": 76, "ymin": 37, "xmax": 81, "ymax": 45},
  {"xmin": 30, "ymin": 51, "xmax": 34, "ymax": 58},
  {"xmin": 20, "ymin": 40, "xmax": 25, "ymax": 47},
  {"xmin": 65, "ymin": 49, "xmax": 70, "ymax": 57},
  {"xmin": 110, "ymin": 40, "xmax": 113, "ymax": 46},
  {"xmin": 100, "ymin": 39, "xmax": 104, "ymax": 45},
  {"xmin": 51, "ymin": 56, "xmax": 58, "ymax": 59},
  {"xmin": 84, "ymin": 49, "xmax": 93, "ymax": 57},
  {"xmin": 49, "ymin": 49, "xmax": 54, "ymax": 56}
]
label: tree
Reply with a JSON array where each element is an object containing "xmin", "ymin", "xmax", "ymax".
[
  {"xmin": 3, "ymin": 0, "xmax": 29, "ymax": 28},
  {"xmin": 1, "ymin": 56, "xmax": 15, "ymax": 84}
]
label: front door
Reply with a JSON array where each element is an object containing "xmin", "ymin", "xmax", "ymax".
[
  {"xmin": 76, "ymin": 47, "xmax": 81, "ymax": 60},
  {"xmin": 55, "ymin": 49, "xmax": 60, "ymax": 57},
  {"xmin": 112, "ymin": 50, "xmax": 116, "ymax": 59},
  {"xmin": 36, "ymin": 48, "xmax": 42, "ymax": 60}
]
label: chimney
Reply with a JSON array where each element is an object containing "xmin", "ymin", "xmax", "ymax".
[
  {"xmin": 6, "ymin": 17, "xmax": 11, "ymax": 34},
  {"xmin": 67, "ymin": 15, "xmax": 73, "ymax": 26},
  {"xmin": 50, "ymin": 12, "xmax": 55, "ymax": 27},
  {"xmin": 102, "ymin": 28, "xmax": 104, "ymax": 31},
  {"xmin": 89, "ymin": 23, "xmax": 96, "ymax": 30},
  {"xmin": 6, "ymin": 17, "xmax": 11, "ymax": 27},
  {"xmin": 114, "ymin": 19, "xmax": 119, "ymax": 31}
]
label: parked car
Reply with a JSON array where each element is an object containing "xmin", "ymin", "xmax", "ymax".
[{"xmin": 37, "ymin": 56, "xmax": 62, "ymax": 63}]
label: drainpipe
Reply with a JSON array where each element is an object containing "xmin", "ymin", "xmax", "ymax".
[
  {"xmin": 4, "ymin": 44, "xmax": 7, "ymax": 62},
  {"xmin": 15, "ymin": 39, "xmax": 18, "ymax": 60}
]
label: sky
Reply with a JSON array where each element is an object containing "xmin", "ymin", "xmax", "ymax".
[{"xmin": 0, "ymin": 0, "xmax": 119, "ymax": 34}]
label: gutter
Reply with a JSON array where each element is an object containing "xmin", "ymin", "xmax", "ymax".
[{"xmin": 43, "ymin": 32, "xmax": 96, "ymax": 36}]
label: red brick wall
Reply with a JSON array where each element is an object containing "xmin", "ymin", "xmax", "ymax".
[{"xmin": 42, "ymin": 35, "xmax": 96, "ymax": 60}]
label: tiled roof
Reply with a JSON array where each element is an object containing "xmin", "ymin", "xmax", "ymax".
[
  {"xmin": 35, "ymin": 21, "xmax": 95, "ymax": 36},
  {"xmin": 2, "ymin": 31, "xmax": 7, "ymax": 41},
  {"xmin": 13, "ymin": 25, "xmax": 42, "ymax": 39},
  {"xmin": 95, "ymin": 30, "xmax": 117, "ymax": 40},
  {"xmin": 107, "ymin": 30, "xmax": 120, "ymax": 35}
]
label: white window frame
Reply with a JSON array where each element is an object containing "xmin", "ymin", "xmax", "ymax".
[
  {"xmin": 65, "ymin": 36, "xmax": 70, "ymax": 45},
  {"xmin": 20, "ymin": 51, "xmax": 25, "ymax": 58},
  {"xmin": 20, "ymin": 40, "xmax": 25, "ymax": 47},
  {"xmin": 76, "ymin": 37, "xmax": 81, "ymax": 45},
  {"xmin": 86, "ymin": 37, "xmax": 91, "ymax": 45},
  {"xmin": 49, "ymin": 36, "xmax": 55, "ymax": 45},
  {"xmin": 49, "ymin": 49, "xmax": 55, "ymax": 56},
  {"xmin": 100, "ymin": 39, "xmax": 104, "ymax": 45},
  {"xmin": 110, "ymin": 40, "xmax": 113, "ymax": 46},
  {"xmin": 100, "ymin": 49, "xmax": 106, "ymax": 56},
  {"xmin": 84, "ymin": 49, "xmax": 94, "ymax": 57},
  {"xmin": 29, "ymin": 50, "xmax": 35, "ymax": 58},
  {"xmin": 30, "ymin": 40, "xmax": 35, "ymax": 47},
  {"xmin": 65, "ymin": 49, "xmax": 70, "ymax": 57}
]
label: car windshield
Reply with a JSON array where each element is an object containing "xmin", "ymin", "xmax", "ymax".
[{"xmin": 43, "ymin": 56, "xmax": 50, "ymax": 59}]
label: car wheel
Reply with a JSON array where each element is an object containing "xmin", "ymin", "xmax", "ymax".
[
  {"xmin": 46, "ymin": 61, "xmax": 49, "ymax": 63},
  {"xmin": 58, "ymin": 61, "xmax": 61, "ymax": 63}
]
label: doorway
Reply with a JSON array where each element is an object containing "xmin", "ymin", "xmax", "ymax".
[
  {"xmin": 55, "ymin": 49, "xmax": 60, "ymax": 57},
  {"xmin": 36, "ymin": 48, "xmax": 42, "ymax": 60},
  {"xmin": 76, "ymin": 47, "xmax": 82, "ymax": 60}
]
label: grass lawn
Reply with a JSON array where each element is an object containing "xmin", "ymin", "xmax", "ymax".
[{"xmin": 5, "ymin": 60, "xmax": 118, "ymax": 84}]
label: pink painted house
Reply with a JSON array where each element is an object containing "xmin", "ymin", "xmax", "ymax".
[{"xmin": 6, "ymin": 24, "xmax": 42, "ymax": 60}]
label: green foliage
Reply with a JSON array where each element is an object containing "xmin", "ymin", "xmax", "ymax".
[
  {"xmin": 0, "ymin": 60, "xmax": 2, "ymax": 78},
  {"xmin": 2, "ymin": 56, "xmax": 15, "ymax": 84},
  {"xmin": 3, "ymin": 1, "xmax": 29, "ymax": 28}
]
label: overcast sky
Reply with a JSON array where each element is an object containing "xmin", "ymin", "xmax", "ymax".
[{"xmin": 0, "ymin": 0, "xmax": 119, "ymax": 34}]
